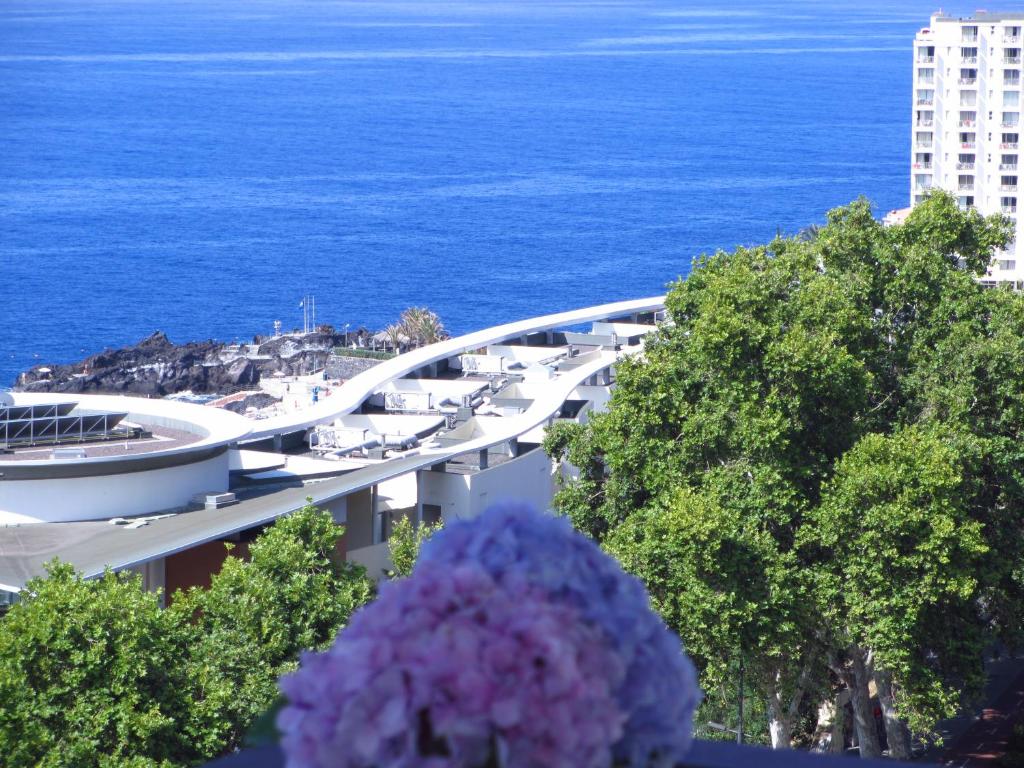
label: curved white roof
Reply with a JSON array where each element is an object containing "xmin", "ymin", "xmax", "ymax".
[
  {"xmin": 247, "ymin": 295, "xmax": 666, "ymax": 440},
  {"xmin": 0, "ymin": 392, "xmax": 252, "ymax": 468}
]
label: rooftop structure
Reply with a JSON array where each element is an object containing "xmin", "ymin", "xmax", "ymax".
[
  {"xmin": 0, "ymin": 297, "xmax": 666, "ymax": 598},
  {"xmin": 912, "ymin": 12, "xmax": 1024, "ymax": 287}
]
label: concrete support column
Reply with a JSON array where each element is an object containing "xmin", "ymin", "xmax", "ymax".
[
  {"xmin": 371, "ymin": 485, "xmax": 382, "ymax": 544},
  {"xmin": 478, "ymin": 449, "xmax": 489, "ymax": 470},
  {"xmin": 272, "ymin": 434, "xmax": 283, "ymax": 452},
  {"xmin": 508, "ymin": 438, "xmax": 519, "ymax": 458},
  {"xmin": 415, "ymin": 471, "xmax": 424, "ymax": 526}
]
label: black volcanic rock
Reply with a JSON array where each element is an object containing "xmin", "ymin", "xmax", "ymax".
[{"xmin": 13, "ymin": 328, "xmax": 360, "ymax": 397}]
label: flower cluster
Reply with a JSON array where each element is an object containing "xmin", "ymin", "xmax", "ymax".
[
  {"xmin": 418, "ymin": 502, "xmax": 701, "ymax": 768},
  {"xmin": 278, "ymin": 502, "xmax": 701, "ymax": 768}
]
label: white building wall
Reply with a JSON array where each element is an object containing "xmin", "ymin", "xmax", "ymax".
[
  {"xmin": 913, "ymin": 13, "xmax": 1024, "ymax": 287},
  {"xmin": 0, "ymin": 453, "xmax": 230, "ymax": 524},
  {"xmin": 127, "ymin": 558, "xmax": 167, "ymax": 607},
  {"xmin": 419, "ymin": 448, "xmax": 554, "ymax": 523},
  {"xmin": 347, "ymin": 542, "xmax": 392, "ymax": 580}
]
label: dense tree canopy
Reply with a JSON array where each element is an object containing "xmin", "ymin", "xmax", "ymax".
[
  {"xmin": 547, "ymin": 192, "xmax": 1024, "ymax": 755},
  {"xmin": 0, "ymin": 501, "xmax": 373, "ymax": 767},
  {"xmin": 0, "ymin": 563, "xmax": 191, "ymax": 768},
  {"xmin": 387, "ymin": 514, "xmax": 443, "ymax": 578}
]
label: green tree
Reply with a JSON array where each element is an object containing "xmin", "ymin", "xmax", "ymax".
[
  {"xmin": 547, "ymin": 191, "xmax": 1020, "ymax": 754},
  {"xmin": 802, "ymin": 426, "xmax": 990, "ymax": 757},
  {"xmin": 399, "ymin": 307, "xmax": 447, "ymax": 348},
  {"xmin": 387, "ymin": 514, "xmax": 443, "ymax": 578},
  {"xmin": 172, "ymin": 499, "xmax": 374, "ymax": 755},
  {"xmin": 0, "ymin": 563, "xmax": 191, "ymax": 768}
]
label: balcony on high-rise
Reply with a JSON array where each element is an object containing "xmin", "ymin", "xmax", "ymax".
[{"xmin": 1006, "ymin": 48, "xmax": 1022, "ymax": 65}]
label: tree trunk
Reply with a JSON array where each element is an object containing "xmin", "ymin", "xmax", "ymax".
[
  {"xmin": 812, "ymin": 689, "xmax": 849, "ymax": 753},
  {"xmin": 833, "ymin": 688, "xmax": 850, "ymax": 753},
  {"xmin": 847, "ymin": 647, "xmax": 882, "ymax": 758},
  {"xmin": 875, "ymin": 669, "xmax": 912, "ymax": 760},
  {"xmin": 767, "ymin": 690, "xmax": 792, "ymax": 749}
]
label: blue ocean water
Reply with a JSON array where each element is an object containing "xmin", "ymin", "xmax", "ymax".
[{"xmin": 0, "ymin": 0, "xmax": 977, "ymax": 386}]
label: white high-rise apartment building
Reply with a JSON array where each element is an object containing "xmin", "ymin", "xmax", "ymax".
[{"xmin": 912, "ymin": 12, "xmax": 1024, "ymax": 288}]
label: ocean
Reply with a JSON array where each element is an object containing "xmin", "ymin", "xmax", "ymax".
[{"xmin": 0, "ymin": 0, "xmax": 978, "ymax": 386}]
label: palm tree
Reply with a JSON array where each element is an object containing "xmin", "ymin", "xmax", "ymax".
[
  {"xmin": 399, "ymin": 307, "xmax": 447, "ymax": 348},
  {"xmin": 383, "ymin": 324, "xmax": 406, "ymax": 353}
]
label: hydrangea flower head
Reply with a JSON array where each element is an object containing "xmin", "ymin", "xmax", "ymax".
[
  {"xmin": 418, "ymin": 502, "xmax": 701, "ymax": 767},
  {"xmin": 278, "ymin": 561, "xmax": 626, "ymax": 768}
]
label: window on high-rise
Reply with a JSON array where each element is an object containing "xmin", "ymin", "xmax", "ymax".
[
  {"xmin": 1004, "ymin": 111, "xmax": 1020, "ymax": 127},
  {"xmin": 1006, "ymin": 91, "xmax": 1021, "ymax": 108}
]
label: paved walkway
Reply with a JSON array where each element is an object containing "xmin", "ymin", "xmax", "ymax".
[{"xmin": 943, "ymin": 665, "xmax": 1024, "ymax": 766}]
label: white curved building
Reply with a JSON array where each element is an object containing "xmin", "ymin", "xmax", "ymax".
[
  {"xmin": 0, "ymin": 297, "xmax": 666, "ymax": 598},
  {"xmin": 0, "ymin": 394, "xmax": 251, "ymax": 524}
]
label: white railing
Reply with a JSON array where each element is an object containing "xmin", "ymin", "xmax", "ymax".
[
  {"xmin": 957, "ymin": 162, "xmax": 976, "ymax": 170},
  {"xmin": 1001, "ymin": 163, "xmax": 1019, "ymax": 170}
]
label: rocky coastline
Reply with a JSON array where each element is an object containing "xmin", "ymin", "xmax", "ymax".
[{"xmin": 13, "ymin": 328, "xmax": 378, "ymax": 398}]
